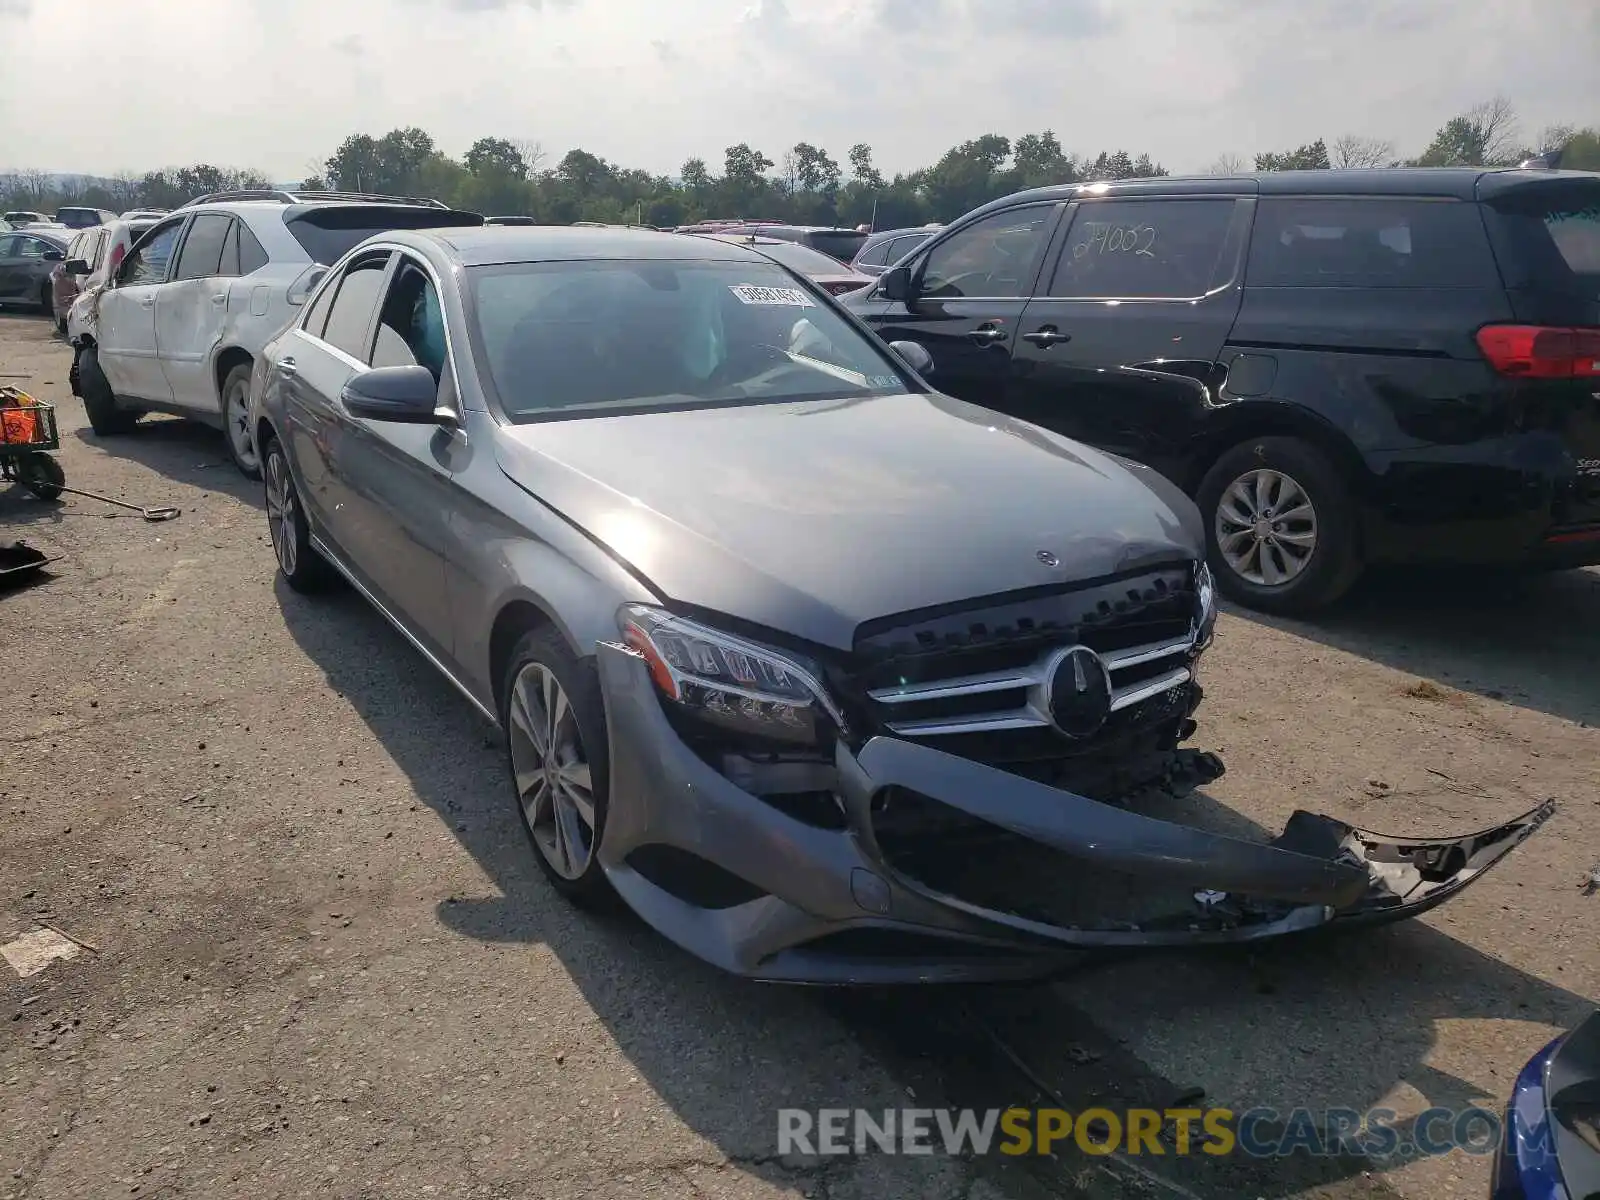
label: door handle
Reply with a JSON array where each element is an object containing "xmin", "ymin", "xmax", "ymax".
[
  {"xmin": 277, "ymin": 356, "xmax": 297, "ymax": 377},
  {"xmin": 1021, "ymin": 327, "xmax": 1071, "ymax": 348},
  {"xmin": 138, "ymin": 296, "xmax": 154, "ymax": 308},
  {"xmin": 967, "ymin": 324, "xmax": 1009, "ymax": 346}
]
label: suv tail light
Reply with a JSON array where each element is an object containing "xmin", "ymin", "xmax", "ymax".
[
  {"xmin": 1476, "ymin": 324, "xmax": 1600, "ymax": 379},
  {"xmin": 286, "ymin": 264, "xmax": 330, "ymax": 307}
]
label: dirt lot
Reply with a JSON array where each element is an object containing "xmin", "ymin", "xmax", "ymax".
[{"xmin": 2, "ymin": 312, "xmax": 1595, "ymax": 1200}]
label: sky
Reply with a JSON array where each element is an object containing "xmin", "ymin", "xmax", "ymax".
[{"xmin": 2, "ymin": 0, "xmax": 1596, "ymax": 182}]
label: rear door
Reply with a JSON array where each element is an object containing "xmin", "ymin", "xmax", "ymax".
[
  {"xmin": 1007, "ymin": 196, "xmax": 1247, "ymax": 481},
  {"xmin": 155, "ymin": 212, "xmax": 237, "ymax": 413},
  {"xmin": 280, "ymin": 251, "xmax": 390, "ymax": 547},
  {"xmin": 853, "ymin": 203, "xmax": 1062, "ymax": 408},
  {"xmin": 97, "ymin": 216, "xmax": 186, "ymax": 402}
]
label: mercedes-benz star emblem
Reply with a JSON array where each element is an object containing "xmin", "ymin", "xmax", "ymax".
[
  {"xmin": 1036, "ymin": 550, "xmax": 1059, "ymax": 567},
  {"xmin": 1045, "ymin": 645, "xmax": 1113, "ymax": 739}
]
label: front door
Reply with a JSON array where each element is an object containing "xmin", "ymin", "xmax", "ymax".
[
  {"xmin": 155, "ymin": 212, "xmax": 237, "ymax": 414},
  {"xmin": 328, "ymin": 253, "xmax": 460, "ymax": 660},
  {"xmin": 1007, "ymin": 196, "xmax": 1249, "ymax": 482},
  {"xmin": 97, "ymin": 217, "xmax": 185, "ymax": 404},
  {"xmin": 853, "ymin": 203, "xmax": 1062, "ymax": 408}
]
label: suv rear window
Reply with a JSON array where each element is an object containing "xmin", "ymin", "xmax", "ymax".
[
  {"xmin": 803, "ymin": 230, "xmax": 868, "ymax": 263},
  {"xmin": 1485, "ymin": 181, "xmax": 1600, "ymax": 297},
  {"xmin": 1247, "ymin": 198, "xmax": 1498, "ymax": 288},
  {"xmin": 283, "ymin": 205, "xmax": 483, "ymax": 266}
]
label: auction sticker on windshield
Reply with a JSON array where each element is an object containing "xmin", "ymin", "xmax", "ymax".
[{"xmin": 730, "ymin": 284, "xmax": 814, "ymax": 307}]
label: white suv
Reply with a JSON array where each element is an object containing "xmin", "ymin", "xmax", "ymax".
[{"xmin": 72, "ymin": 190, "xmax": 480, "ymax": 476}]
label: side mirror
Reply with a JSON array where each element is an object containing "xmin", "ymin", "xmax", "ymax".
[
  {"xmin": 42, "ymin": 248, "xmax": 65, "ymax": 263},
  {"xmin": 64, "ymin": 258, "xmax": 91, "ymax": 276},
  {"xmin": 879, "ymin": 264, "xmax": 916, "ymax": 304},
  {"xmin": 340, "ymin": 365, "xmax": 449, "ymax": 424},
  {"xmin": 888, "ymin": 340, "xmax": 934, "ymax": 376}
]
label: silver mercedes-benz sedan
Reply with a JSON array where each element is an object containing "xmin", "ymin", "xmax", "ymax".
[{"xmin": 249, "ymin": 226, "xmax": 1548, "ymax": 983}]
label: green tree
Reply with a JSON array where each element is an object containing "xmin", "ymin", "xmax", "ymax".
[
  {"xmin": 464, "ymin": 137, "xmax": 528, "ymax": 179},
  {"xmin": 848, "ymin": 143, "xmax": 885, "ymax": 190},
  {"xmin": 1255, "ymin": 139, "xmax": 1331, "ymax": 171},
  {"xmin": 1009, "ymin": 131, "xmax": 1076, "ymax": 189},
  {"xmin": 1411, "ymin": 98, "xmax": 1520, "ymax": 166}
]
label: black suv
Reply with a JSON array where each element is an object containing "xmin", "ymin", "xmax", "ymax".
[{"xmin": 847, "ymin": 168, "xmax": 1600, "ymax": 613}]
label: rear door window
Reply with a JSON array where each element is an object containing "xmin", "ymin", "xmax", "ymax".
[
  {"xmin": 173, "ymin": 213, "xmax": 232, "ymax": 281},
  {"xmin": 1049, "ymin": 199, "xmax": 1236, "ymax": 298},
  {"xmin": 1246, "ymin": 198, "xmax": 1498, "ymax": 288},
  {"xmin": 237, "ymin": 221, "xmax": 269, "ymax": 274},
  {"xmin": 317, "ymin": 256, "xmax": 390, "ymax": 360}
]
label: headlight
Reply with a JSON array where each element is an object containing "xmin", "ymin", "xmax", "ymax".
[
  {"xmin": 618, "ymin": 604, "xmax": 846, "ymax": 745},
  {"xmin": 1195, "ymin": 561, "xmax": 1217, "ymax": 650}
]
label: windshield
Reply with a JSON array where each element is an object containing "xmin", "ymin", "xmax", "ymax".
[{"xmin": 467, "ymin": 258, "xmax": 910, "ymax": 421}]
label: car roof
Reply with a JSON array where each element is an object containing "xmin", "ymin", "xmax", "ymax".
[
  {"xmin": 975, "ymin": 167, "xmax": 1596, "ymax": 215},
  {"xmin": 412, "ymin": 225, "xmax": 777, "ymax": 267}
]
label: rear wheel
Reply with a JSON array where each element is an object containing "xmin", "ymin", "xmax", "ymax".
[
  {"xmin": 220, "ymin": 363, "xmax": 259, "ymax": 478},
  {"xmin": 77, "ymin": 345, "xmax": 140, "ymax": 436},
  {"xmin": 1197, "ymin": 436, "xmax": 1362, "ymax": 615},
  {"xmin": 262, "ymin": 434, "xmax": 337, "ymax": 594}
]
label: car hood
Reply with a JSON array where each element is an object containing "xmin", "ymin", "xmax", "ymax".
[{"xmin": 494, "ymin": 391, "xmax": 1203, "ymax": 652}]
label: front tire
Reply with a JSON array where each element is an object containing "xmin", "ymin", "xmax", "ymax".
[
  {"xmin": 38, "ymin": 284, "xmax": 52, "ymax": 317},
  {"xmin": 501, "ymin": 627, "xmax": 615, "ymax": 908},
  {"xmin": 1197, "ymin": 436, "xmax": 1362, "ymax": 615},
  {"xmin": 220, "ymin": 363, "xmax": 260, "ymax": 479},
  {"xmin": 77, "ymin": 345, "xmax": 140, "ymax": 436},
  {"xmin": 261, "ymin": 434, "xmax": 337, "ymax": 594}
]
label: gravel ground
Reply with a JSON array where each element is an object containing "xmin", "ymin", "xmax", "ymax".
[{"xmin": 2, "ymin": 313, "xmax": 1594, "ymax": 1200}]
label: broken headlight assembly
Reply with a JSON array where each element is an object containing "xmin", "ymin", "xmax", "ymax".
[
  {"xmin": 619, "ymin": 604, "xmax": 847, "ymax": 746},
  {"xmin": 1194, "ymin": 561, "xmax": 1217, "ymax": 651}
]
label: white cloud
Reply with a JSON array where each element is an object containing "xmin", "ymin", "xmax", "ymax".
[{"xmin": 7, "ymin": 0, "xmax": 1597, "ymax": 180}]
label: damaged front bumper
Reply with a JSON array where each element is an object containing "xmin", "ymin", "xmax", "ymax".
[{"xmin": 594, "ymin": 642, "xmax": 1554, "ymax": 983}]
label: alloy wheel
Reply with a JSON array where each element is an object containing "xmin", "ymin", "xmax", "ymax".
[
  {"xmin": 1215, "ymin": 468, "xmax": 1318, "ymax": 587},
  {"xmin": 508, "ymin": 662, "xmax": 597, "ymax": 881},
  {"xmin": 226, "ymin": 379, "xmax": 258, "ymax": 473},
  {"xmin": 263, "ymin": 450, "xmax": 298, "ymax": 576}
]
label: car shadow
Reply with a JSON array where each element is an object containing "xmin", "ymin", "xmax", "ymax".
[
  {"xmin": 71, "ymin": 417, "xmax": 260, "ymax": 508},
  {"xmin": 1233, "ymin": 567, "xmax": 1600, "ymax": 729},
  {"xmin": 274, "ymin": 577, "xmax": 1585, "ymax": 1199},
  {"xmin": 273, "ymin": 581, "xmax": 1007, "ymax": 1190}
]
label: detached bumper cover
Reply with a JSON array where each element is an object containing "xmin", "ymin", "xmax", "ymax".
[{"xmin": 594, "ymin": 642, "xmax": 1554, "ymax": 983}]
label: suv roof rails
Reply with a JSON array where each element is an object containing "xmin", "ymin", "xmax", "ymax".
[{"xmin": 180, "ymin": 189, "xmax": 451, "ymax": 210}]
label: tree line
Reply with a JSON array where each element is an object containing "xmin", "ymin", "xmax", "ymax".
[{"xmin": 4, "ymin": 97, "xmax": 1595, "ymax": 230}]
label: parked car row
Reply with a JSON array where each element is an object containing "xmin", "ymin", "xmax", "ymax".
[
  {"xmin": 240, "ymin": 221, "xmax": 1549, "ymax": 982},
  {"xmin": 53, "ymin": 163, "xmax": 1600, "ymax": 621}
]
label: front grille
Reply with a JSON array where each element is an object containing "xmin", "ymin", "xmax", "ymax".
[{"xmin": 839, "ymin": 566, "xmax": 1200, "ymax": 765}]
